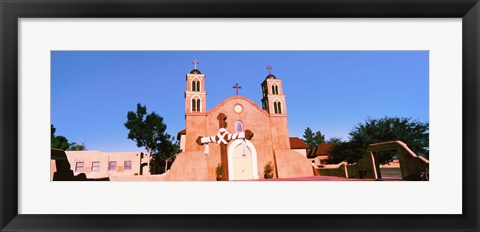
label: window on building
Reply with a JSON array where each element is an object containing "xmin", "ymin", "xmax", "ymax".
[
  {"xmin": 192, "ymin": 99, "xmax": 197, "ymax": 111},
  {"xmin": 192, "ymin": 81, "xmax": 201, "ymax": 92},
  {"xmin": 235, "ymin": 121, "xmax": 243, "ymax": 133},
  {"xmin": 271, "ymin": 85, "xmax": 275, "ymax": 95},
  {"xmin": 274, "ymin": 102, "xmax": 278, "ymax": 114},
  {"xmin": 196, "ymin": 99, "xmax": 201, "ymax": 112},
  {"xmin": 75, "ymin": 162, "xmax": 84, "ymax": 172},
  {"xmin": 275, "ymin": 85, "xmax": 279, "ymax": 94},
  {"xmin": 124, "ymin": 161, "xmax": 132, "ymax": 170},
  {"xmin": 109, "ymin": 161, "xmax": 117, "ymax": 171},
  {"xmin": 91, "ymin": 161, "xmax": 100, "ymax": 172},
  {"xmin": 278, "ymin": 102, "xmax": 282, "ymax": 114}
]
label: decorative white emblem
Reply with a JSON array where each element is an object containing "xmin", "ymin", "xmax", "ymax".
[{"xmin": 199, "ymin": 128, "xmax": 247, "ymax": 155}]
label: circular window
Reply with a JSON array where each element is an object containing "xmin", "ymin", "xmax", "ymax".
[{"xmin": 234, "ymin": 104, "xmax": 243, "ymax": 113}]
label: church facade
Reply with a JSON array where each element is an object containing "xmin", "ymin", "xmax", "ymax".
[{"xmin": 167, "ymin": 62, "xmax": 313, "ymax": 181}]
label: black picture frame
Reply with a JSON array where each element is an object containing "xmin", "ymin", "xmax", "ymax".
[{"xmin": 1, "ymin": 0, "xmax": 479, "ymax": 231}]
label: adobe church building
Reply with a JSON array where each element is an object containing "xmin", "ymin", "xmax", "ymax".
[{"xmin": 164, "ymin": 61, "xmax": 313, "ymax": 181}]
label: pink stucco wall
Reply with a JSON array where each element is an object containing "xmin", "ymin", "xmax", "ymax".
[
  {"xmin": 168, "ymin": 151, "xmax": 210, "ymax": 181},
  {"xmin": 274, "ymin": 149, "xmax": 314, "ymax": 178}
]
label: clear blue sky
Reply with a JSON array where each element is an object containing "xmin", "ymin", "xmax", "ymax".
[{"xmin": 51, "ymin": 51, "xmax": 429, "ymax": 152}]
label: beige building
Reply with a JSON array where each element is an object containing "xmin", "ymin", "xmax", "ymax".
[
  {"xmin": 65, "ymin": 150, "xmax": 146, "ymax": 179},
  {"xmin": 289, "ymin": 137, "xmax": 309, "ymax": 157}
]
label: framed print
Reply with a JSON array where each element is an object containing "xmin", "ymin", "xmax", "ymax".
[{"xmin": 1, "ymin": 0, "xmax": 479, "ymax": 231}]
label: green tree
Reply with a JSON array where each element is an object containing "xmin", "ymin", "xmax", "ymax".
[
  {"xmin": 326, "ymin": 137, "xmax": 343, "ymax": 144},
  {"xmin": 302, "ymin": 127, "xmax": 327, "ymax": 151},
  {"xmin": 302, "ymin": 127, "xmax": 316, "ymax": 149},
  {"xmin": 124, "ymin": 103, "xmax": 176, "ymax": 174},
  {"xmin": 328, "ymin": 116, "xmax": 429, "ymax": 165},
  {"xmin": 157, "ymin": 135, "xmax": 182, "ymax": 173},
  {"xmin": 68, "ymin": 141, "xmax": 86, "ymax": 151},
  {"xmin": 327, "ymin": 142, "xmax": 361, "ymax": 164},
  {"xmin": 314, "ymin": 131, "xmax": 326, "ymax": 145},
  {"xmin": 51, "ymin": 124, "xmax": 71, "ymax": 150}
]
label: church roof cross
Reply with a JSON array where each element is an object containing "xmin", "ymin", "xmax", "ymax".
[
  {"xmin": 232, "ymin": 82, "xmax": 242, "ymax": 96},
  {"xmin": 266, "ymin": 65, "xmax": 272, "ymax": 74},
  {"xmin": 192, "ymin": 58, "xmax": 199, "ymax": 69}
]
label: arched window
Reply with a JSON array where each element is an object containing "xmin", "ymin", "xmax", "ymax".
[
  {"xmin": 275, "ymin": 86, "xmax": 279, "ymax": 94},
  {"xmin": 196, "ymin": 81, "xmax": 201, "ymax": 92},
  {"xmin": 271, "ymin": 85, "xmax": 275, "ymax": 95},
  {"xmin": 278, "ymin": 102, "xmax": 282, "ymax": 114},
  {"xmin": 192, "ymin": 81, "xmax": 196, "ymax": 91},
  {"xmin": 274, "ymin": 102, "xmax": 278, "ymax": 114},
  {"xmin": 196, "ymin": 99, "xmax": 201, "ymax": 112},
  {"xmin": 192, "ymin": 99, "xmax": 197, "ymax": 112},
  {"xmin": 235, "ymin": 121, "xmax": 243, "ymax": 133}
]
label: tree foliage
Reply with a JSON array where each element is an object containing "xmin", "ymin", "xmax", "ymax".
[
  {"xmin": 302, "ymin": 127, "xmax": 316, "ymax": 149},
  {"xmin": 314, "ymin": 131, "xmax": 326, "ymax": 146},
  {"xmin": 328, "ymin": 116, "xmax": 429, "ymax": 165},
  {"xmin": 124, "ymin": 103, "xmax": 179, "ymax": 174},
  {"xmin": 157, "ymin": 135, "xmax": 182, "ymax": 173},
  {"xmin": 302, "ymin": 127, "xmax": 326, "ymax": 151},
  {"xmin": 69, "ymin": 142, "xmax": 87, "ymax": 151},
  {"xmin": 51, "ymin": 124, "xmax": 71, "ymax": 150},
  {"xmin": 51, "ymin": 124, "xmax": 87, "ymax": 151},
  {"xmin": 326, "ymin": 137, "xmax": 343, "ymax": 144},
  {"xmin": 125, "ymin": 103, "xmax": 167, "ymax": 153}
]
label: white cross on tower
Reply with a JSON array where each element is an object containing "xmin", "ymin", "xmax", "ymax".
[
  {"xmin": 266, "ymin": 65, "xmax": 272, "ymax": 74},
  {"xmin": 192, "ymin": 58, "xmax": 199, "ymax": 69}
]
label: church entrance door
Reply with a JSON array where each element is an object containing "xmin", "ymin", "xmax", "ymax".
[
  {"xmin": 232, "ymin": 144, "xmax": 253, "ymax": 180},
  {"xmin": 228, "ymin": 140, "xmax": 259, "ymax": 181}
]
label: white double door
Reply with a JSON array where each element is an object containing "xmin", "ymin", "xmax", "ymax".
[{"xmin": 227, "ymin": 140, "xmax": 259, "ymax": 181}]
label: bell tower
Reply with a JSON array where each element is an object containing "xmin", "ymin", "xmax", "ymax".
[
  {"xmin": 185, "ymin": 58, "xmax": 207, "ymax": 152},
  {"xmin": 261, "ymin": 65, "xmax": 287, "ymax": 115},
  {"xmin": 260, "ymin": 65, "xmax": 290, "ymax": 150},
  {"xmin": 185, "ymin": 58, "xmax": 207, "ymax": 114}
]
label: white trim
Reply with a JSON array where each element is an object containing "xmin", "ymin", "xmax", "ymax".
[
  {"xmin": 190, "ymin": 94, "xmax": 202, "ymax": 112},
  {"xmin": 227, "ymin": 140, "xmax": 259, "ymax": 181},
  {"xmin": 271, "ymin": 97, "xmax": 282, "ymax": 102},
  {"xmin": 191, "ymin": 94, "xmax": 201, "ymax": 99},
  {"xmin": 370, "ymin": 152, "xmax": 379, "ymax": 179},
  {"xmin": 269, "ymin": 83, "xmax": 279, "ymax": 95},
  {"xmin": 190, "ymin": 78, "xmax": 202, "ymax": 92},
  {"xmin": 270, "ymin": 98, "xmax": 283, "ymax": 114}
]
